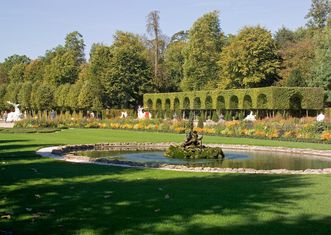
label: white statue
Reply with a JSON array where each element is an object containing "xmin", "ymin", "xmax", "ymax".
[
  {"xmin": 137, "ymin": 106, "xmax": 152, "ymax": 119},
  {"xmin": 244, "ymin": 111, "xmax": 256, "ymax": 122},
  {"xmin": 316, "ymin": 112, "xmax": 325, "ymax": 122},
  {"xmin": 120, "ymin": 111, "xmax": 128, "ymax": 118},
  {"xmin": 6, "ymin": 101, "xmax": 23, "ymax": 122}
]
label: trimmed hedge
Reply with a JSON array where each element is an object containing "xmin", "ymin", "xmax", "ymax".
[{"xmin": 143, "ymin": 87, "xmax": 324, "ymax": 111}]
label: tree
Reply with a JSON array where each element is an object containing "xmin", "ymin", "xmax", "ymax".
[
  {"xmin": 18, "ymin": 81, "xmax": 32, "ymax": 110},
  {"xmin": 2, "ymin": 54, "xmax": 30, "ymax": 75},
  {"xmin": 277, "ymin": 37, "xmax": 314, "ymax": 87},
  {"xmin": 274, "ymin": 26, "xmax": 295, "ymax": 48},
  {"xmin": 8, "ymin": 64, "xmax": 26, "ymax": 83},
  {"xmin": 65, "ymin": 31, "xmax": 86, "ymax": 65},
  {"xmin": 305, "ymin": 0, "xmax": 330, "ymax": 29},
  {"xmin": 34, "ymin": 82, "xmax": 55, "ymax": 111},
  {"xmin": 219, "ymin": 26, "xmax": 281, "ymax": 88},
  {"xmin": 24, "ymin": 59, "xmax": 44, "ymax": 81},
  {"xmin": 164, "ymin": 40, "xmax": 186, "ymax": 91},
  {"xmin": 78, "ymin": 78, "xmax": 103, "ymax": 111},
  {"xmin": 0, "ymin": 64, "xmax": 8, "ymax": 84},
  {"xmin": 310, "ymin": 26, "xmax": 331, "ymax": 103},
  {"xmin": 4, "ymin": 82, "xmax": 21, "ymax": 104},
  {"xmin": 146, "ymin": 10, "xmax": 162, "ymax": 84},
  {"xmin": 44, "ymin": 50, "xmax": 78, "ymax": 85},
  {"xmin": 182, "ymin": 11, "xmax": 223, "ymax": 91},
  {"xmin": 106, "ymin": 31, "xmax": 153, "ymax": 108}
]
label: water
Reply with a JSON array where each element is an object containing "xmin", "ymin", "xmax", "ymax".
[{"xmin": 77, "ymin": 150, "xmax": 331, "ymax": 170}]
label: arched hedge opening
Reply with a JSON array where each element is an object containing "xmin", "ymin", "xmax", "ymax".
[
  {"xmin": 205, "ymin": 96, "xmax": 213, "ymax": 109},
  {"xmin": 243, "ymin": 95, "xmax": 252, "ymax": 109},
  {"xmin": 183, "ymin": 97, "xmax": 190, "ymax": 110},
  {"xmin": 165, "ymin": 99, "xmax": 171, "ymax": 111},
  {"xmin": 229, "ymin": 95, "xmax": 239, "ymax": 109},
  {"xmin": 156, "ymin": 99, "xmax": 162, "ymax": 110},
  {"xmin": 174, "ymin": 98, "xmax": 180, "ymax": 111},
  {"xmin": 257, "ymin": 94, "xmax": 268, "ymax": 109},
  {"xmin": 147, "ymin": 99, "xmax": 153, "ymax": 110},
  {"xmin": 194, "ymin": 97, "xmax": 201, "ymax": 109},
  {"xmin": 216, "ymin": 96, "xmax": 225, "ymax": 110}
]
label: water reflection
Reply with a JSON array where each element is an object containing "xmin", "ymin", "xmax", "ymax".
[{"xmin": 77, "ymin": 150, "xmax": 331, "ymax": 170}]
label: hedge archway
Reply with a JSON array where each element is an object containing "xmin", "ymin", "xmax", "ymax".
[
  {"xmin": 156, "ymin": 99, "xmax": 162, "ymax": 110},
  {"xmin": 174, "ymin": 98, "xmax": 180, "ymax": 110},
  {"xmin": 183, "ymin": 97, "xmax": 190, "ymax": 109},
  {"xmin": 243, "ymin": 95, "xmax": 252, "ymax": 109},
  {"xmin": 216, "ymin": 96, "xmax": 225, "ymax": 110},
  {"xmin": 194, "ymin": 97, "xmax": 201, "ymax": 109},
  {"xmin": 257, "ymin": 94, "xmax": 268, "ymax": 109},
  {"xmin": 205, "ymin": 96, "xmax": 213, "ymax": 109},
  {"xmin": 165, "ymin": 98, "xmax": 171, "ymax": 111},
  {"xmin": 229, "ymin": 95, "xmax": 239, "ymax": 109},
  {"xmin": 147, "ymin": 99, "xmax": 153, "ymax": 110},
  {"xmin": 289, "ymin": 94, "xmax": 302, "ymax": 110}
]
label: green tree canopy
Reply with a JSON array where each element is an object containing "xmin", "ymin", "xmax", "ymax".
[
  {"xmin": 305, "ymin": 0, "xmax": 330, "ymax": 29},
  {"xmin": 2, "ymin": 54, "xmax": 30, "ymax": 75},
  {"xmin": 106, "ymin": 31, "xmax": 152, "ymax": 108},
  {"xmin": 65, "ymin": 31, "xmax": 86, "ymax": 65},
  {"xmin": 310, "ymin": 26, "xmax": 331, "ymax": 102},
  {"xmin": 182, "ymin": 11, "xmax": 224, "ymax": 91},
  {"xmin": 219, "ymin": 26, "xmax": 281, "ymax": 88},
  {"xmin": 164, "ymin": 40, "xmax": 186, "ymax": 91}
]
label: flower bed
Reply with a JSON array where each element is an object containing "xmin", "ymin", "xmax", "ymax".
[{"xmin": 14, "ymin": 115, "xmax": 331, "ymax": 143}]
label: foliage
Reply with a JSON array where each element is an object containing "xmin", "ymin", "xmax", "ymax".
[
  {"xmin": 277, "ymin": 37, "xmax": 315, "ymax": 87},
  {"xmin": 305, "ymin": 0, "xmax": 330, "ymax": 29},
  {"xmin": 1, "ymin": 54, "xmax": 30, "ymax": 74},
  {"xmin": 182, "ymin": 11, "xmax": 223, "ymax": 91},
  {"xmin": 219, "ymin": 26, "xmax": 281, "ymax": 88},
  {"xmin": 310, "ymin": 26, "xmax": 331, "ymax": 103},
  {"xmin": 144, "ymin": 87, "xmax": 324, "ymax": 111},
  {"xmin": 164, "ymin": 40, "xmax": 186, "ymax": 91},
  {"xmin": 164, "ymin": 145, "xmax": 224, "ymax": 159},
  {"xmin": 106, "ymin": 31, "xmax": 153, "ymax": 108}
]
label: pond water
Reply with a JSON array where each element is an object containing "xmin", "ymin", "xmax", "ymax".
[{"xmin": 77, "ymin": 150, "xmax": 331, "ymax": 170}]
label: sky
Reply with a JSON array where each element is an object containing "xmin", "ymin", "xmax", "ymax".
[{"xmin": 0, "ymin": 0, "xmax": 312, "ymax": 62}]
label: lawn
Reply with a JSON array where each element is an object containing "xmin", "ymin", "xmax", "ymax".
[{"xmin": 1, "ymin": 128, "xmax": 331, "ymax": 234}]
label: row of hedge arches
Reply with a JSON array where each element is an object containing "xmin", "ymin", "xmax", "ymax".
[
  {"xmin": 146, "ymin": 95, "xmax": 266, "ymax": 111},
  {"xmin": 143, "ymin": 87, "xmax": 324, "ymax": 111}
]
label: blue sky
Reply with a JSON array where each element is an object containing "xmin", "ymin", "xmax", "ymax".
[{"xmin": 0, "ymin": 0, "xmax": 311, "ymax": 62}]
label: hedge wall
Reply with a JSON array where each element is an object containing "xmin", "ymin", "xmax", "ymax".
[{"xmin": 143, "ymin": 87, "xmax": 324, "ymax": 111}]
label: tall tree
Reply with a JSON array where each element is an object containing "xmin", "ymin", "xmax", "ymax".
[
  {"xmin": 18, "ymin": 81, "xmax": 32, "ymax": 110},
  {"xmin": 305, "ymin": 0, "xmax": 330, "ymax": 29},
  {"xmin": 277, "ymin": 37, "xmax": 314, "ymax": 87},
  {"xmin": 65, "ymin": 31, "xmax": 86, "ymax": 65},
  {"xmin": 219, "ymin": 26, "xmax": 281, "ymax": 88},
  {"xmin": 274, "ymin": 26, "xmax": 295, "ymax": 48},
  {"xmin": 146, "ymin": 10, "xmax": 162, "ymax": 85},
  {"xmin": 164, "ymin": 38, "xmax": 186, "ymax": 92},
  {"xmin": 43, "ymin": 50, "xmax": 78, "ymax": 85},
  {"xmin": 24, "ymin": 59, "xmax": 44, "ymax": 81},
  {"xmin": 2, "ymin": 54, "xmax": 30, "ymax": 75},
  {"xmin": 107, "ymin": 31, "xmax": 152, "ymax": 108},
  {"xmin": 310, "ymin": 26, "xmax": 331, "ymax": 103},
  {"xmin": 182, "ymin": 11, "xmax": 223, "ymax": 91},
  {"xmin": 8, "ymin": 64, "xmax": 26, "ymax": 83}
]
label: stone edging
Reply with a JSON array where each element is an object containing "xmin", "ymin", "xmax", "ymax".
[{"xmin": 36, "ymin": 142, "xmax": 331, "ymax": 175}]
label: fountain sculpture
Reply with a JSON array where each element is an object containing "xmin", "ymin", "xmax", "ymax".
[{"xmin": 164, "ymin": 119, "xmax": 224, "ymax": 159}]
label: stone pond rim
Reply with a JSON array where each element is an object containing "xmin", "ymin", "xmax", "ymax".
[{"xmin": 36, "ymin": 142, "xmax": 331, "ymax": 175}]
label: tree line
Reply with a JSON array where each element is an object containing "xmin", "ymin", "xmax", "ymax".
[{"xmin": 0, "ymin": 0, "xmax": 330, "ymax": 113}]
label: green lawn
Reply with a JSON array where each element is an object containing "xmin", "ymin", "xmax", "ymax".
[{"xmin": 1, "ymin": 129, "xmax": 331, "ymax": 234}]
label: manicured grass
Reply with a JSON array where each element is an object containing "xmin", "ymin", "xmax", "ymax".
[{"xmin": 0, "ymin": 128, "xmax": 331, "ymax": 234}]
